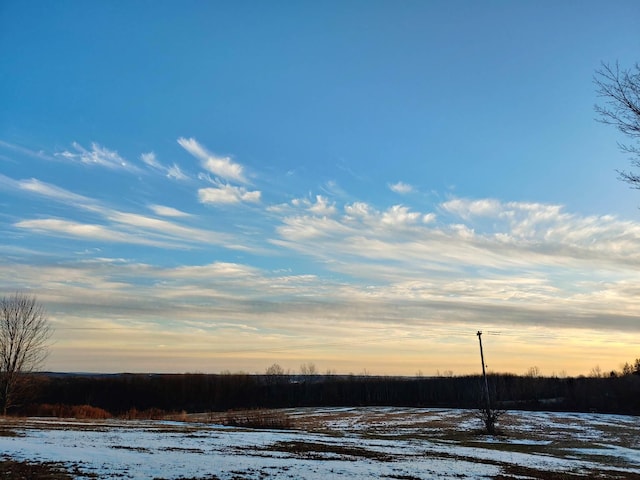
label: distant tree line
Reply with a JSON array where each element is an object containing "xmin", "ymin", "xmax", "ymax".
[{"xmin": 17, "ymin": 368, "xmax": 640, "ymax": 416}]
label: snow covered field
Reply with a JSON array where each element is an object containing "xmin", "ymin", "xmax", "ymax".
[{"xmin": 1, "ymin": 407, "xmax": 639, "ymax": 479}]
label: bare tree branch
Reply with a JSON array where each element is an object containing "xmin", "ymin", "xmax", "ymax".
[{"xmin": 594, "ymin": 61, "xmax": 640, "ymax": 189}]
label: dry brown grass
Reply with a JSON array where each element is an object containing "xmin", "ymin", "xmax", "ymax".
[
  {"xmin": 0, "ymin": 457, "xmax": 92, "ymax": 479},
  {"xmin": 223, "ymin": 409, "xmax": 294, "ymax": 430},
  {"xmin": 120, "ymin": 407, "xmax": 168, "ymax": 420},
  {"xmin": 267, "ymin": 440, "xmax": 392, "ymax": 461},
  {"xmin": 27, "ymin": 404, "xmax": 111, "ymax": 419}
]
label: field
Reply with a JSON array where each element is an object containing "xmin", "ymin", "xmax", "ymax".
[{"xmin": 1, "ymin": 407, "xmax": 639, "ymax": 479}]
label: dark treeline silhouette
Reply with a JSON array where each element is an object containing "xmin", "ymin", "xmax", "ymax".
[{"xmin": 18, "ymin": 371, "xmax": 640, "ymax": 416}]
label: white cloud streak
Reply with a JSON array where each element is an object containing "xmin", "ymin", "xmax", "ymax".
[
  {"xmin": 15, "ymin": 218, "xmax": 174, "ymax": 247},
  {"xmin": 292, "ymin": 195, "xmax": 336, "ymax": 216},
  {"xmin": 167, "ymin": 163, "xmax": 188, "ymax": 181},
  {"xmin": 56, "ymin": 142, "xmax": 140, "ymax": 172},
  {"xmin": 198, "ymin": 185, "xmax": 261, "ymax": 205},
  {"xmin": 141, "ymin": 152, "xmax": 190, "ymax": 181},
  {"xmin": 0, "ymin": 140, "xmax": 55, "ymax": 161},
  {"xmin": 140, "ymin": 152, "xmax": 161, "ymax": 169},
  {"xmin": 6, "ymin": 176, "xmax": 248, "ymax": 251},
  {"xmin": 389, "ymin": 181, "xmax": 413, "ymax": 194},
  {"xmin": 149, "ymin": 205, "xmax": 191, "ymax": 217},
  {"xmin": 18, "ymin": 178, "xmax": 98, "ymax": 207},
  {"xmin": 178, "ymin": 137, "xmax": 247, "ymax": 184}
]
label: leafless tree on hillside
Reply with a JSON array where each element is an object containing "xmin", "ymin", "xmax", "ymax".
[{"xmin": 0, "ymin": 293, "xmax": 52, "ymax": 414}]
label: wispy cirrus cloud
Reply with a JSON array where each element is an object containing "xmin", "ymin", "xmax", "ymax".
[
  {"xmin": 6, "ymin": 175, "xmax": 250, "ymax": 251},
  {"xmin": 14, "ymin": 218, "xmax": 175, "ymax": 247},
  {"xmin": 178, "ymin": 137, "xmax": 247, "ymax": 184},
  {"xmin": 140, "ymin": 152, "xmax": 161, "ymax": 169},
  {"xmin": 0, "ymin": 140, "xmax": 55, "ymax": 161},
  {"xmin": 180, "ymin": 136, "xmax": 261, "ymax": 205},
  {"xmin": 198, "ymin": 184, "xmax": 261, "ymax": 205},
  {"xmin": 18, "ymin": 177, "xmax": 98, "ymax": 208},
  {"xmin": 141, "ymin": 152, "xmax": 189, "ymax": 181},
  {"xmin": 260, "ymin": 194, "xmax": 640, "ymax": 340},
  {"xmin": 105, "ymin": 211, "xmax": 240, "ymax": 247},
  {"xmin": 149, "ymin": 205, "xmax": 191, "ymax": 217},
  {"xmin": 439, "ymin": 198, "xmax": 640, "ymax": 256},
  {"xmin": 0, "ymin": 175, "xmax": 102, "ymax": 213},
  {"xmin": 274, "ymin": 195, "xmax": 640, "ymax": 278},
  {"xmin": 292, "ymin": 195, "xmax": 336, "ymax": 216},
  {"xmin": 380, "ymin": 205, "xmax": 422, "ymax": 227},
  {"xmin": 166, "ymin": 164, "xmax": 188, "ymax": 181},
  {"xmin": 56, "ymin": 142, "xmax": 140, "ymax": 172},
  {"xmin": 14, "ymin": 216, "xmax": 223, "ymax": 250},
  {"xmin": 389, "ymin": 181, "xmax": 413, "ymax": 194}
]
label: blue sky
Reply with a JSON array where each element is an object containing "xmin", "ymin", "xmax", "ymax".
[{"xmin": 1, "ymin": 1, "xmax": 639, "ymax": 375}]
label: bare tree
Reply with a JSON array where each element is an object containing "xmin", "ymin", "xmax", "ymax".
[
  {"xmin": 525, "ymin": 366, "xmax": 541, "ymax": 378},
  {"xmin": 589, "ymin": 365, "xmax": 603, "ymax": 378},
  {"xmin": 0, "ymin": 293, "xmax": 52, "ymax": 414},
  {"xmin": 594, "ymin": 62, "xmax": 640, "ymax": 187},
  {"xmin": 265, "ymin": 363, "xmax": 285, "ymax": 376},
  {"xmin": 299, "ymin": 362, "xmax": 317, "ymax": 376}
]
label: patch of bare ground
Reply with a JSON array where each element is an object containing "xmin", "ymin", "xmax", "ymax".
[
  {"xmin": 111, "ymin": 444, "xmax": 153, "ymax": 453},
  {"xmin": 422, "ymin": 449, "xmax": 640, "ymax": 480},
  {"xmin": 267, "ymin": 440, "xmax": 393, "ymax": 461},
  {"xmin": 435, "ymin": 446, "xmax": 637, "ymax": 480},
  {"xmin": 494, "ymin": 463, "xmax": 640, "ymax": 479},
  {"xmin": 223, "ymin": 409, "xmax": 294, "ymax": 429},
  {"xmin": 0, "ymin": 458, "xmax": 93, "ymax": 479},
  {"xmin": 153, "ymin": 476, "xmax": 221, "ymax": 480},
  {"xmin": 0, "ymin": 426, "xmax": 20, "ymax": 437},
  {"xmin": 291, "ymin": 408, "xmax": 488, "ymax": 440},
  {"xmin": 383, "ymin": 475, "xmax": 422, "ymax": 480},
  {"xmin": 189, "ymin": 409, "xmax": 296, "ymax": 430},
  {"xmin": 161, "ymin": 446, "xmax": 206, "ymax": 454}
]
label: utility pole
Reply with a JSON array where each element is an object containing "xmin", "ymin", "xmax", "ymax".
[{"xmin": 477, "ymin": 331, "xmax": 492, "ymax": 424}]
